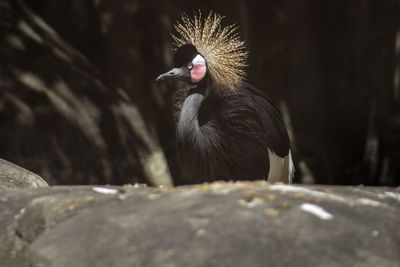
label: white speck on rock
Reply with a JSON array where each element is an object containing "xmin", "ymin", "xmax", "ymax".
[
  {"xmin": 300, "ymin": 203, "xmax": 333, "ymax": 220},
  {"xmin": 356, "ymin": 198, "xmax": 386, "ymax": 207},
  {"xmin": 210, "ymin": 183, "xmax": 233, "ymax": 194},
  {"xmin": 92, "ymin": 187, "xmax": 118, "ymax": 195},
  {"xmin": 371, "ymin": 230, "xmax": 379, "ymax": 238},
  {"xmin": 196, "ymin": 228, "xmax": 206, "ymax": 236},
  {"xmin": 383, "ymin": 191, "xmax": 400, "ymax": 202},
  {"xmin": 148, "ymin": 193, "xmax": 161, "ymax": 200},
  {"xmin": 269, "ymin": 185, "xmax": 347, "ymax": 203}
]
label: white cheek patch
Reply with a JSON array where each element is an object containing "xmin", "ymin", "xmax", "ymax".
[{"xmin": 192, "ymin": 54, "xmax": 206, "ymax": 66}]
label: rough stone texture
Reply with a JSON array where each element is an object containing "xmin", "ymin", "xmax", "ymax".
[
  {"xmin": 0, "ymin": 158, "xmax": 48, "ymax": 189},
  {"xmin": 0, "ymin": 182, "xmax": 399, "ymax": 267}
]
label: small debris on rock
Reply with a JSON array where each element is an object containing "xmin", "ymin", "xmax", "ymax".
[
  {"xmin": 239, "ymin": 193, "xmax": 264, "ymax": 208},
  {"xmin": 383, "ymin": 191, "xmax": 400, "ymax": 202},
  {"xmin": 264, "ymin": 208, "xmax": 279, "ymax": 216},
  {"xmin": 264, "ymin": 194, "xmax": 277, "ymax": 201},
  {"xmin": 300, "ymin": 203, "xmax": 333, "ymax": 220},
  {"xmin": 269, "ymin": 185, "xmax": 347, "ymax": 203},
  {"xmin": 92, "ymin": 187, "xmax": 118, "ymax": 195},
  {"xmin": 356, "ymin": 198, "xmax": 386, "ymax": 208},
  {"xmin": 279, "ymin": 202, "xmax": 292, "ymax": 209},
  {"xmin": 118, "ymin": 195, "xmax": 127, "ymax": 201},
  {"xmin": 371, "ymin": 230, "xmax": 379, "ymax": 238},
  {"xmin": 196, "ymin": 228, "xmax": 206, "ymax": 236},
  {"xmin": 243, "ymin": 191, "xmax": 257, "ymax": 202}
]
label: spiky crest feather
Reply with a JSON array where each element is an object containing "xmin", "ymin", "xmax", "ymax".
[{"xmin": 172, "ymin": 11, "xmax": 248, "ymax": 90}]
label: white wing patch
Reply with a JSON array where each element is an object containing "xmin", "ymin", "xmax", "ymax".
[
  {"xmin": 267, "ymin": 148, "xmax": 293, "ymax": 184},
  {"xmin": 288, "ymin": 150, "xmax": 295, "ymax": 184}
]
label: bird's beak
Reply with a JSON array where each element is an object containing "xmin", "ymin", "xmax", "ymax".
[{"xmin": 156, "ymin": 67, "xmax": 189, "ymax": 82}]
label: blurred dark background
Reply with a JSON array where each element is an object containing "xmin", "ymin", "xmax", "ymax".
[{"xmin": 1, "ymin": 0, "xmax": 399, "ymax": 186}]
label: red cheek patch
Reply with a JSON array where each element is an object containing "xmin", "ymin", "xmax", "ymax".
[{"xmin": 191, "ymin": 65, "xmax": 206, "ymax": 83}]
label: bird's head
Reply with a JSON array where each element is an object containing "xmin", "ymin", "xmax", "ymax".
[
  {"xmin": 156, "ymin": 11, "xmax": 248, "ymax": 90},
  {"xmin": 156, "ymin": 44, "xmax": 208, "ymax": 85}
]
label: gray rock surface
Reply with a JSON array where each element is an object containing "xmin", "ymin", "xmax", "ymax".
[
  {"xmin": 0, "ymin": 158, "xmax": 48, "ymax": 189},
  {"xmin": 0, "ymin": 182, "xmax": 399, "ymax": 267}
]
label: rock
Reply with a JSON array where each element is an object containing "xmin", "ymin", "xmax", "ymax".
[
  {"xmin": 0, "ymin": 158, "xmax": 48, "ymax": 189},
  {"xmin": 0, "ymin": 182, "xmax": 399, "ymax": 266}
]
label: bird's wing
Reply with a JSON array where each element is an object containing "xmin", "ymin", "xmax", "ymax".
[{"xmin": 240, "ymin": 82, "xmax": 290, "ymax": 158}]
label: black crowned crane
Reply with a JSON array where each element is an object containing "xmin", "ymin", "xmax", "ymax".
[{"xmin": 157, "ymin": 11, "xmax": 294, "ymax": 184}]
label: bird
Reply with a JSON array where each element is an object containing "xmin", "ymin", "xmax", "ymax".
[{"xmin": 157, "ymin": 11, "xmax": 294, "ymax": 184}]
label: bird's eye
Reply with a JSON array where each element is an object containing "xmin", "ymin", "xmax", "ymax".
[{"xmin": 187, "ymin": 63, "xmax": 193, "ymax": 70}]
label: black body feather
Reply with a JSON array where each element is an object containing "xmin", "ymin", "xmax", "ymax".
[{"xmin": 172, "ymin": 81, "xmax": 290, "ymax": 183}]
